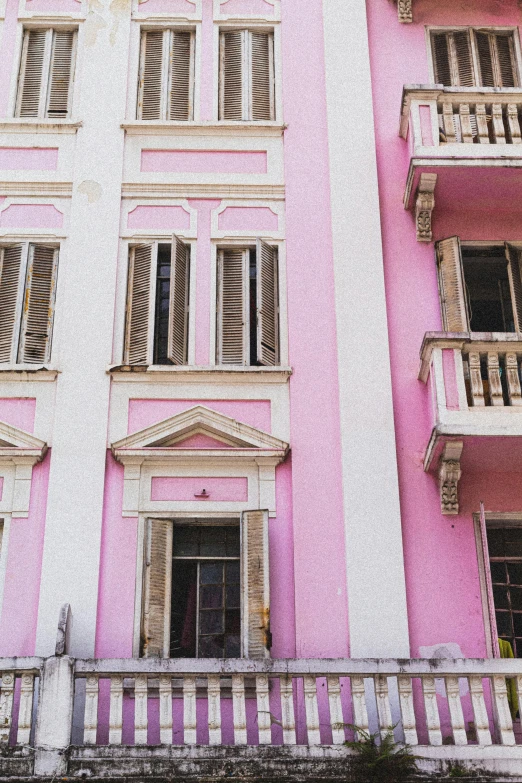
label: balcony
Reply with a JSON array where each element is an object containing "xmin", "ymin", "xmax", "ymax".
[{"xmin": 400, "ymin": 86, "xmax": 522, "ymax": 241}]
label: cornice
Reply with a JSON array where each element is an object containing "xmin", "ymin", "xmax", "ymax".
[
  {"xmin": 121, "ymin": 121, "xmax": 285, "ymax": 137},
  {"xmin": 0, "ymin": 182, "xmax": 72, "ymax": 198},
  {"xmin": 121, "ymin": 183, "xmax": 286, "ymax": 200}
]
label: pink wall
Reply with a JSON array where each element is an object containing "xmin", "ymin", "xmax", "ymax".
[
  {"xmin": 150, "ymin": 476, "xmax": 248, "ymax": 501},
  {"xmin": 128, "ymin": 399, "xmax": 272, "ymax": 434},
  {"xmin": 141, "ymin": 150, "xmax": 267, "ymax": 174},
  {"xmin": 0, "ymin": 148, "xmax": 58, "ymax": 170},
  {"xmin": 0, "ymin": 399, "xmax": 36, "ymax": 433},
  {"xmin": 0, "ymin": 204, "xmax": 63, "ymax": 229}
]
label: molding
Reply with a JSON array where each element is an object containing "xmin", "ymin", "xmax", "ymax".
[
  {"xmin": 0, "ymin": 120, "xmax": 82, "ymax": 135},
  {"xmin": 109, "ymin": 366, "xmax": 291, "ymax": 384},
  {"xmin": 0, "ymin": 368, "xmax": 59, "ymax": 382},
  {"xmin": 121, "ymin": 121, "xmax": 285, "ymax": 137},
  {"xmin": 438, "ymin": 441, "xmax": 463, "ymax": 516},
  {"xmin": 415, "ymin": 173, "xmax": 437, "ymax": 243},
  {"xmin": 397, "ymin": 0, "xmax": 412, "ymax": 23},
  {"xmin": 18, "ymin": 14, "xmax": 85, "ymax": 23},
  {"xmin": 0, "ymin": 183, "xmax": 73, "ymax": 197},
  {"xmin": 0, "ymin": 420, "xmax": 48, "ymax": 518},
  {"xmin": 121, "ymin": 183, "xmax": 285, "ymax": 200}
]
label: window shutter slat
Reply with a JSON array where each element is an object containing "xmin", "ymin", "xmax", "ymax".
[
  {"xmin": 251, "ymin": 32, "xmax": 274, "ymax": 121},
  {"xmin": 18, "ymin": 245, "xmax": 58, "ymax": 364},
  {"xmin": 142, "ymin": 519, "xmax": 172, "ymax": 658},
  {"xmin": 256, "ymin": 239, "xmax": 278, "ymax": 366},
  {"xmin": 124, "ymin": 243, "xmax": 153, "ymax": 365},
  {"xmin": 505, "ymin": 243, "xmax": 522, "ymax": 332},
  {"xmin": 18, "ymin": 30, "xmax": 47, "ymax": 117},
  {"xmin": 0, "ymin": 246, "xmax": 24, "ymax": 363},
  {"xmin": 453, "ymin": 31, "xmax": 475, "ymax": 87},
  {"xmin": 436, "ymin": 237, "xmax": 469, "ymax": 332},
  {"xmin": 221, "ymin": 31, "xmax": 243, "ymax": 120},
  {"xmin": 433, "ymin": 33, "xmax": 452, "ymax": 85},
  {"xmin": 139, "ymin": 31, "xmax": 164, "ymax": 120},
  {"xmin": 167, "ymin": 235, "xmax": 190, "ymax": 365},
  {"xmin": 476, "ymin": 32, "xmax": 495, "ymax": 87},
  {"xmin": 241, "ymin": 510, "xmax": 270, "ymax": 659},
  {"xmin": 218, "ymin": 249, "xmax": 246, "ymax": 365},
  {"xmin": 169, "ymin": 31, "xmax": 193, "ymax": 121},
  {"xmin": 495, "ymin": 34, "xmax": 516, "ymax": 88},
  {"xmin": 46, "ymin": 30, "xmax": 74, "ymax": 118}
]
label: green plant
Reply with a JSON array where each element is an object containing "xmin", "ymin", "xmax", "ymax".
[{"xmin": 343, "ymin": 724, "xmax": 418, "ymax": 783}]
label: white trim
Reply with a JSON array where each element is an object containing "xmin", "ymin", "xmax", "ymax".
[{"xmin": 0, "ymin": 516, "xmax": 11, "ymax": 627}]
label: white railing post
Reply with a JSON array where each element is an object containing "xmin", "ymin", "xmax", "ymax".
[{"xmin": 34, "ymin": 656, "xmax": 75, "ymax": 776}]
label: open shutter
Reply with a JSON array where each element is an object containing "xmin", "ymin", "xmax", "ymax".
[
  {"xmin": 432, "ymin": 33, "xmax": 452, "ymax": 85},
  {"xmin": 251, "ymin": 32, "xmax": 274, "ymax": 121},
  {"xmin": 169, "ymin": 31, "xmax": 193, "ymax": 121},
  {"xmin": 17, "ymin": 30, "xmax": 47, "ymax": 117},
  {"xmin": 0, "ymin": 246, "xmax": 24, "ymax": 363},
  {"xmin": 220, "ymin": 31, "xmax": 243, "ymax": 120},
  {"xmin": 124, "ymin": 243, "xmax": 154, "ymax": 365},
  {"xmin": 241, "ymin": 510, "xmax": 270, "ymax": 659},
  {"xmin": 18, "ymin": 245, "xmax": 58, "ymax": 364},
  {"xmin": 256, "ymin": 239, "xmax": 278, "ymax": 366},
  {"xmin": 505, "ymin": 243, "xmax": 522, "ymax": 332},
  {"xmin": 138, "ymin": 30, "xmax": 164, "ymax": 120},
  {"xmin": 217, "ymin": 249, "xmax": 247, "ymax": 365},
  {"xmin": 46, "ymin": 30, "xmax": 75, "ymax": 118},
  {"xmin": 141, "ymin": 519, "xmax": 172, "ymax": 658},
  {"xmin": 452, "ymin": 31, "xmax": 475, "ymax": 87},
  {"xmin": 436, "ymin": 237, "xmax": 470, "ymax": 332},
  {"xmin": 167, "ymin": 235, "xmax": 190, "ymax": 365}
]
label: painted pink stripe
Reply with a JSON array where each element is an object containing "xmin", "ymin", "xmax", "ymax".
[
  {"xmin": 442, "ymin": 349, "xmax": 460, "ymax": 411},
  {"xmin": 0, "ymin": 148, "xmax": 58, "ymax": 170},
  {"xmin": 201, "ymin": 0, "xmax": 214, "ymax": 121},
  {"xmin": 141, "ymin": 149, "xmax": 267, "ymax": 174},
  {"xmin": 151, "ymin": 477, "xmax": 248, "ymax": 502}
]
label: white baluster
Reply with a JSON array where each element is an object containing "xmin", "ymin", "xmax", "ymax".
[
  {"xmin": 445, "ymin": 677, "xmax": 467, "ymax": 745},
  {"xmin": 256, "ymin": 675, "xmax": 271, "ymax": 745},
  {"xmin": 442, "ymin": 103, "xmax": 457, "ymax": 142},
  {"xmin": 0, "ymin": 673, "xmax": 14, "ymax": 746},
  {"xmin": 487, "ymin": 352, "xmax": 504, "ymax": 406},
  {"xmin": 17, "ymin": 674, "xmax": 34, "ymax": 746},
  {"xmin": 183, "ymin": 676, "xmax": 197, "ymax": 745},
  {"xmin": 375, "ymin": 675, "xmax": 393, "ymax": 739},
  {"xmin": 280, "ymin": 676, "xmax": 296, "ymax": 745},
  {"xmin": 492, "ymin": 103, "xmax": 506, "ymax": 144},
  {"xmin": 506, "ymin": 353, "xmax": 522, "ymax": 406},
  {"xmin": 134, "ymin": 675, "xmax": 148, "ymax": 744},
  {"xmin": 468, "ymin": 353, "xmax": 485, "ymax": 407},
  {"xmin": 475, "ymin": 104, "xmax": 490, "ymax": 143},
  {"xmin": 422, "ymin": 677, "xmax": 442, "ymax": 746},
  {"xmin": 109, "ymin": 676, "xmax": 123, "ymax": 745},
  {"xmin": 507, "ymin": 104, "xmax": 522, "ymax": 144},
  {"xmin": 232, "ymin": 674, "xmax": 247, "ymax": 745},
  {"xmin": 459, "ymin": 104, "xmax": 473, "ymax": 143},
  {"xmin": 351, "ymin": 677, "xmax": 369, "ymax": 739},
  {"xmin": 207, "ymin": 675, "xmax": 221, "ymax": 746},
  {"xmin": 303, "ymin": 675, "xmax": 321, "ymax": 746},
  {"xmin": 159, "ymin": 676, "xmax": 172, "ymax": 745},
  {"xmin": 327, "ymin": 676, "xmax": 344, "ymax": 745},
  {"xmin": 468, "ymin": 676, "xmax": 492, "ymax": 746},
  {"xmin": 492, "ymin": 675, "xmax": 515, "ymax": 745},
  {"xmin": 397, "ymin": 676, "xmax": 418, "ymax": 746},
  {"xmin": 84, "ymin": 675, "xmax": 99, "ymax": 745}
]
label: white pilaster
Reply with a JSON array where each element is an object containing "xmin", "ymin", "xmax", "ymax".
[{"xmin": 323, "ymin": 0, "xmax": 410, "ymax": 657}]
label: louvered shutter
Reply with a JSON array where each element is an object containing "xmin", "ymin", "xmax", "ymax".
[
  {"xmin": 141, "ymin": 519, "xmax": 172, "ymax": 658},
  {"xmin": 138, "ymin": 31, "xmax": 164, "ymax": 120},
  {"xmin": 432, "ymin": 33, "xmax": 452, "ymax": 85},
  {"xmin": 46, "ymin": 30, "xmax": 75, "ymax": 118},
  {"xmin": 167, "ymin": 235, "xmax": 190, "ymax": 365},
  {"xmin": 256, "ymin": 239, "xmax": 278, "ymax": 366},
  {"xmin": 453, "ymin": 31, "xmax": 475, "ymax": 87},
  {"xmin": 217, "ymin": 249, "xmax": 247, "ymax": 365},
  {"xmin": 251, "ymin": 32, "xmax": 274, "ymax": 121},
  {"xmin": 241, "ymin": 510, "xmax": 270, "ymax": 659},
  {"xmin": 18, "ymin": 245, "xmax": 58, "ymax": 364},
  {"xmin": 436, "ymin": 237, "xmax": 470, "ymax": 332},
  {"xmin": 495, "ymin": 34, "xmax": 517, "ymax": 88},
  {"xmin": 0, "ymin": 246, "xmax": 24, "ymax": 363},
  {"xmin": 476, "ymin": 32, "xmax": 495, "ymax": 87},
  {"xmin": 17, "ymin": 30, "xmax": 47, "ymax": 117},
  {"xmin": 220, "ymin": 31, "xmax": 243, "ymax": 120},
  {"xmin": 124, "ymin": 243, "xmax": 154, "ymax": 365},
  {"xmin": 505, "ymin": 243, "xmax": 522, "ymax": 332},
  {"xmin": 169, "ymin": 31, "xmax": 193, "ymax": 121}
]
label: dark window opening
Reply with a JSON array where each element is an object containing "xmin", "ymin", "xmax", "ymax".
[
  {"xmin": 249, "ymin": 249, "xmax": 260, "ymax": 365},
  {"xmin": 462, "ymin": 247, "xmax": 515, "ymax": 332},
  {"xmin": 487, "ymin": 525, "xmax": 522, "ymax": 658},
  {"xmin": 154, "ymin": 243, "xmax": 173, "ymax": 365}
]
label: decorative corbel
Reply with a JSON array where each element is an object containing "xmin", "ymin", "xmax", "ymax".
[
  {"xmin": 439, "ymin": 441, "xmax": 463, "ymax": 515},
  {"xmin": 397, "ymin": 0, "xmax": 413, "ymax": 23},
  {"xmin": 415, "ymin": 173, "xmax": 437, "ymax": 243}
]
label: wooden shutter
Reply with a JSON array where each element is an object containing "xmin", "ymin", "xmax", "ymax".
[
  {"xmin": 17, "ymin": 30, "xmax": 47, "ymax": 117},
  {"xmin": 169, "ymin": 31, "xmax": 194, "ymax": 121},
  {"xmin": 432, "ymin": 33, "xmax": 452, "ymax": 85},
  {"xmin": 220, "ymin": 31, "xmax": 243, "ymax": 120},
  {"xmin": 141, "ymin": 519, "xmax": 172, "ymax": 658},
  {"xmin": 476, "ymin": 32, "xmax": 495, "ymax": 87},
  {"xmin": 251, "ymin": 32, "xmax": 274, "ymax": 121},
  {"xmin": 476, "ymin": 32, "xmax": 517, "ymax": 88},
  {"xmin": 124, "ymin": 243, "xmax": 154, "ymax": 365},
  {"xmin": 138, "ymin": 31, "xmax": 165, "ymax": 120},
  {"xmin": 241, "ymin": 510, "xmax": 270, "ymax": 659},
  {"xmin": 452, "ymin": 31, "xmax": 475, "ymax": 87},
  {"xmin": 18, "ymin": 245, "xmax": 58, "ymax": 364},
  {"xmin": 46, "ymin": 30, "xmax": 75, "ymax": 118},
  {"xmin": 494, "ymin": 34, "xmax": 517, "ymax": 88},
  {"xmin": 505, "ymin": 243, "xmax": 522, "ymax": 332},
  {"xmin": 436, "ymin": 237, "xmax": 470, "ymax": 332},
  {"xmin": 0, "ymin": 245, "xmax": 24, "ymax": 363},
  {"xmin": 256, "ymin": 239, "xmax": 278, "ymax": 366},
  {"xmin": 217, "ymin": 249, "xmax": 247, "ymax": 365},
  {"xmin": 167, "ymin": 235, "xmax": 190, "ymax": 365}
]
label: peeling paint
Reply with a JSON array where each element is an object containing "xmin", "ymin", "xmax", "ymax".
[
  {"xmin": 78, "ymin": 180, "xmax": 103, "ymax": 204},
  {"xmin": 109, "ymin": 0, "xmax": 131, "ymax": 46},
  {"xmin": 84, "ymin": 6, "xmax": 108, "ymax": 48}
]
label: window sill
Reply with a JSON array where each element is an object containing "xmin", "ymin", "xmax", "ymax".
[
  {"xmin": 108, "ymin": 365, "xmax": 292, "ymax": 384},
  {"xmin": 0, "ymin": 366, "xmax": 59, "ymax": 381},
  {"xmin": 0, "ymin": 119, "xmax": 82, "ymax": 135},
  {"xmin": 121, "ymin": 121, "xmax": 285, "ymax": 137}
]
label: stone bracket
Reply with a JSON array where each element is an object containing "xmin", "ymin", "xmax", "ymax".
[
  {"xmin": 439, "ymin": 441, "xmax": 463, "ymax": 515},
  {"xmin": 415, "ymin": 173, "xmax": 437, "ymax": 243},
  {"xmin": 397, "ymin": 0, "xmax": 413, "ymax": 23}
]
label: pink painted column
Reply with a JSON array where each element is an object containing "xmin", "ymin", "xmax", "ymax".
[
  {"xmin": 188, "ymin": 199, "xmax": 221, "ymax": 366},
  {"xmin": 0, "ymin": 0, "xmax": 19, "ymax": 117},
  {"xmin": 200, "ymin": 0, "xmax": 215, "ymax": 121}
]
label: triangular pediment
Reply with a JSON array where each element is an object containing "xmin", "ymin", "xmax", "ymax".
[{"xmin": 0, "ymin": 420, "xmax": 47, "ymax": 460}]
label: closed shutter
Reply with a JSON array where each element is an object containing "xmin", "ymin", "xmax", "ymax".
[
  {"xmin": 241, "ymin": 510, "xmax": 270, "ymax": 659},
  {"xmin": 476, "ymin": 32, "xmax": 495, "ymax": 87},
  {"xmin": 217, "ymin": 249, "xmax": 247, "ymax": 365},
  {"xmin": 124, "ymin": 243, "xmax": 154, "ymax": 365},
  {"xmin": 505, "ymin": 244, "xmax": 522, "ymax": 332},
  {"xmin": 0, "ymin": 246, "xmax": 24, "ymax": 363},
  {"xmin": 46, "ymin": 30, "xmax": 75, "ymax": 118},
  {"xmin": 436, "ymin": 237, "xmax": 470, "ymax": 332},
  {"xmin": 141, "ymin": 519, "xmax": 172, "ymax": 658},
  {"xmin": 18, "ymin": 245, "xmax": 58, "ymax": 364},
  {"xmin": 452, "ymin": 31, "xmax": 475, "ymax": 87},
  {"xmin": 432, "ymin": 33, "xmax": 452, "ymax": 85},
  {"xmin": 167, "ymin": 235, "xmax": 190, "ymax": 365},
  {"xmin": 251, "ymin": 32, "xmax": 274, "ymax": 121},
  {"xmin": 17, "ymin": 30, "xmax": 47, "ymax": 117},
  {"xmin": 169, "ymin": 31, "xmax": 194, "ymax": 121},
  {"xmin": 256, "ymin": 239, "xmax": 278, "ymax": 366},
  {"xmin": 495, "ymin": 34, "xmax": 517, "ymax": 88},
  {"xmin": 220, "ymin": 31, "xmax": 243, "ymax": 120},
  {"xmin": 138, "ymin": 31, "xmax": 165, "ymax": 120}
]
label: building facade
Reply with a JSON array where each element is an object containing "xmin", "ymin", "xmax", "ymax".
[{"xmin": 0, "ymin": 0, "xmax": 520, "ymax": 779}]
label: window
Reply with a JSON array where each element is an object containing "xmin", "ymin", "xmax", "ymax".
[
  {"xmin": 137, "ymin": 29, "xmax": 195, "ymax": 121},
  {"xmin": 0, "ymin": 243, "xmax": 59, "ymax": 364},
  {"xmin": 140, "ymin": 512, "xmax": 270, "ymax": 659},
  {"xmin": 486, "ymin": 525, "xmax": 522, "ymax": 657},
  {"xmin": 15, "ymin": 28, "xmax": 77, "ymax": 119},
  {"xmin": 219, "ymin": 30, "xmax": 275, "ymax": 121},
  {"xmin": 431, "ymin": 29, "xmax": 518, "ymax": 88},
  {"xmin": 436, "ymin": 238, "xmax": 522, "ymax": 332},
  {"xmin": 216, "ymin": 240, "xmax": 279, "ymax": 366},
  {"xmin": 124, "ymin": 237, "xmax": 190, "ymax": 366}
]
